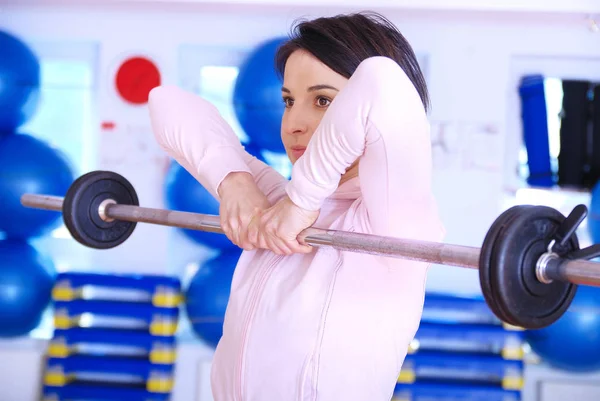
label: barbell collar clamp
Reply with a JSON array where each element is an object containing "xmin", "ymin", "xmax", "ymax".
[
  {"xmin": 99, "ymin": 199, "xmax": 117, "ymax": 223},
  {"xmin": 536, "ymin": 251, "xmax": 559, "ymax": 284}
]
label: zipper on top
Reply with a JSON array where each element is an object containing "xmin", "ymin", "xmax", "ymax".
[{"xmin": 235, "ymin": 253, "xmax": 282, "ymax": 401}]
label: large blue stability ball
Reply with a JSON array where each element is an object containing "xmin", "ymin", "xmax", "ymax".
[
  {"xmin": 164, "ymin": 161, "xmax": 236, "ymax": 250},
  {"xmin": 525, "ymin": 285, "xmax": 600, "ymax": 372},
  {"xmin": 0, "ymin": 239, "xmax": 56, "ymax": 337},
  {"xmin": 0, "ymin": 30, "xmax": 41, "ymax": 134},
  {"xmin": 234, "ymin": 37, "xmax": 288, "ymax": 153},
  {"xmin": 185, "ymin": 248, "xmax": 242, "ymax": 348},
  {"xmin": 243, "ymin": 141, "xmax": 268, "ymax": 164},
  {"xmin": 0, "ymin": 133, "xmax": 74, "ymax": 239}
]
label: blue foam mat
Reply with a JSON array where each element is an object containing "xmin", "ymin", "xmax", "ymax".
[
  {"xmin": 414, "ymin": 322, "xmax": 524, "ymax": 356},
  {"xmin": 394, "ymin": 380, "xmax": 521, "ymax": 401},
  {"xmin": 42, "ymin": 383, "xmax": 171, "ymax": 401},
  {"xmin": 401, "ymin": 350, "xmax": 523, "ymax": 385}
]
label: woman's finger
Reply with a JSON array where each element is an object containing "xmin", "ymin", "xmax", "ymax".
[
  {"xmin": 220, "ymin": 220, "xmax": 234, "ymax": 245},
  {"xmin": 268, "ymin": 235, "xmax": 295, "ymax": 256},
  {"xmin": 286, "ymin": 240, "xmax": 312, "ymax": 254},
  {"xmin": 256, "ymin": 232, "xmax": 284, "ymax": 254},
  {"xmin": 237, "ymin": 216, "xmax": 256, "ymax": 251},
  {"xmin": 228, "ymin": 219, "xmax": 242, "ymax": 247}
]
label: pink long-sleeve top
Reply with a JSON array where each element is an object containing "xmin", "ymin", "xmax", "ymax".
[{"xmin": 149, "ymin": 56, "xmax": 445, "ymax": 401}]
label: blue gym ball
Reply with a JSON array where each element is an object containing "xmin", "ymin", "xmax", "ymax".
[
  {"xmin": 185, "ymin": 248, "xmax": 242, "ymax": 348},
  {"xmin": 525, "ymin": 285, "xmax": 600, "ymax": 372},
  {"xmin": 0, "ymin": 30, "xmax": 41, "ymax": 134},
  {"xmin": 234, "ymin": 37, "xmax": 288, "ymax": 153},
  {"xmin": 0, "ymin": 133, "xmax": 74, "ymax": 239},
  {"xmin": 243, "ymin": 141, "xmax": 268, "ymax": 164},
  {"xmin": 0, "ymin": 239, "xmax": 56, "ymax": 337},
  {"xmin": 164, "ymin": 161, "xmax": 236, "ymax": 250}
]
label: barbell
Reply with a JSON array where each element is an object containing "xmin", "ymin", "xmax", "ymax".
[{"xmin": 20, "ymin": 170, "xmax": 600, "ymax": 330}]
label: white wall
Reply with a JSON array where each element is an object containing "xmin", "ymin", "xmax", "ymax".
[{"xmin": 1, "ymin": 3, "xmax": 600, "ymax": 401}]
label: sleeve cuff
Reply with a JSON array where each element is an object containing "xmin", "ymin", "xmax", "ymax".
[
  {"xmin": 196, "ymin": 146, "xmax": 252, "ymax": 200},
  {"xmin": 285, "ymin": 168, "xmax": 331, "ymax": 212}
]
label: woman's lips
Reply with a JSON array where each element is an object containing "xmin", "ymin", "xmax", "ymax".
[{"xmin": 291, "ymin": 146, "xmax": 306, "ymax": 158}]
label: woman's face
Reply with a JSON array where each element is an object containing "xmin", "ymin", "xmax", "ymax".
[{"xmin": 280, "ymin": 49, "xmax": 349, "ymax": 164}]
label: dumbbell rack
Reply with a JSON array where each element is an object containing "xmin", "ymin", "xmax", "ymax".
[
  {"xmin": 393, "ymin": 293, "xmax": 525, "ymax": 401},
  {"xmin": 40, "ymin": 272, "xmax": 182, "ymax": 401}
]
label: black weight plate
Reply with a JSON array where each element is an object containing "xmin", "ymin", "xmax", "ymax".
[
  {"xmin": 491, "ymin": 205, "xmax": 578, "ymax": 329},
  {"xmin": 487, "ymin": 205, "xmax": 539, "ymax": 327},
  {"xmin": 63, "ymin": 170, "xmax": 139, "ymax": 249},
  {"xmin": 479, "ymin": 205, "xmax": 532, "ymax": 324}
]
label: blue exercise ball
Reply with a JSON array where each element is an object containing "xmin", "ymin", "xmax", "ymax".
[
  {"xmin": 164, "ymin": 161, "xmax": 236, "ymax": 250},
  {"xmin": 0, "ymin": 239, "xmax": 56, "ymax": 337},
  {"xmin": 0, "ymin": 133, "xmax": 74, "ymax": 239},
  {"xmin": 525, "ymin": 285, "xmax": 600, "ymax": 372},
  {"xmin": 588, "ymin": 181, "xmax": 600, "ymax": 243},
  {"xmin": 185, "ymin": 248, "xmax": 242, "ymax": 348},
  {"xmin": 0, "ymin": 30, "xmax": 41, "ymax": 133},
  {"xmin": 243, "ymin": 141, "xmax": 267, "ymax": 163},
  {"xmin": 234, "ymin": 37, "xmax": 287, "ymax": 153}
]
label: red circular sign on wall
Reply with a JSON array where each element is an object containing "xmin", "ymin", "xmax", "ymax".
[{"xmin": 115, "ymin": 56, "xmax": 161, "ymax": 105}]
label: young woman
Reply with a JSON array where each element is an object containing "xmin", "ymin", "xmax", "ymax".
[{"xmin": 149, "ymin": 11, "xmax": 444, "ymax": 401}]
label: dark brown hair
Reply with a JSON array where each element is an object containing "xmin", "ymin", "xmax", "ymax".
[{"xmin": 275, "ymin": 11, "xmax": 430, "ymax": 111}]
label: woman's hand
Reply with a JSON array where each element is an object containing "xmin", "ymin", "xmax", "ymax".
[
  {"xmin": 217, "ymin": 172, "xmax": 271, "ymax": 250},
  {"xmin": 247, "ymin": 196, "xmax": 319, "ymax": 255}
]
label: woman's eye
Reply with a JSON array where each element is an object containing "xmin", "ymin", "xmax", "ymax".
[
  {"xmin": 316, "ymin": 96, "xmax": 331, "ymax": 107},
  {"xmin": 283, "ymin": 97, "xmax": 294, "ymax": 108}
]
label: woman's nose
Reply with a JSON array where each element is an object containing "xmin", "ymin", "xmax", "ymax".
[{"xmin": 284, "ymin": 109, "xmax": 309, "ymax": 136}]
